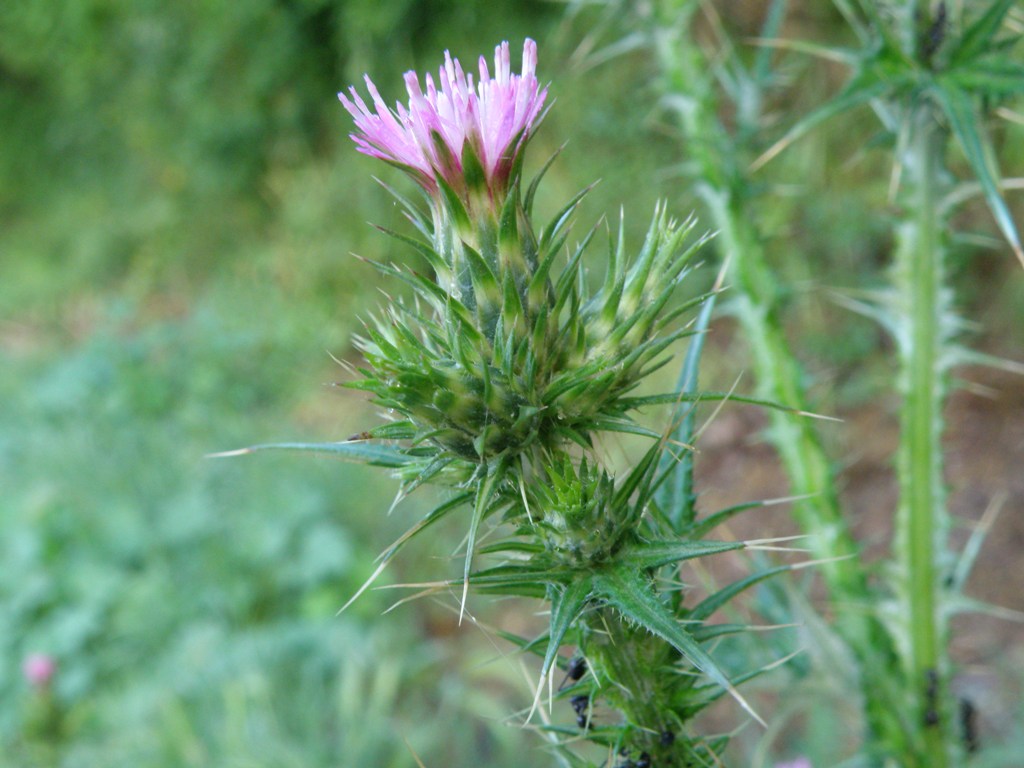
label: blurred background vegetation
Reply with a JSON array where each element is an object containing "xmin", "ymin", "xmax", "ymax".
[{"xmin": 2, "ymin": 1, "xmax": 1021, "ymax": 766}]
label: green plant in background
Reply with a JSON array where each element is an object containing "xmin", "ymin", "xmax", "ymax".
[
  {"xmin": 0, "ymin": 302, "xmax": 540, "ymax": 768},
  {"xmin": 6, "ymin": 0, "xmax": 1020, "ymax": 765},
  {"xmin": 569, "ymin": 0, "xmax": 1022, "ymax": 764},
  {"xmin": 236, "ymin": 39, "xmax": 815, "ymax": 765},
  {"xmin": 819, "ymin": 4, "xmax": 1022, "ymax": 764}
]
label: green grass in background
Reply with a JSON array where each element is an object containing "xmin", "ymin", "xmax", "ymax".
[{"xmin": 3, "ymin": 0, "xmax": 1022, "ymax": 765}]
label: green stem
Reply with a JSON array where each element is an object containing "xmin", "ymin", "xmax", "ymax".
[
  {"xmin": 584, "ymin": 608, "xmax": 718, "ymax": 764},
  {"xmin": 650, "ymin": 0, "xmax": 868, "ymax": 625},
  {"xmin": 649, "ymin": 2, "xmax": 914, "ymax": 759},
  {"xmin": 893, "ymin": 101, "xmax": 952, "ymax": 766}
]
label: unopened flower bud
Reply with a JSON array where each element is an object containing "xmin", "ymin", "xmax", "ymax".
[{"xmin": 23, "ymin": 653, "xmax": 56, "ymax": 688}]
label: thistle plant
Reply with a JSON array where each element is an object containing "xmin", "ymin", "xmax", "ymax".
[
  {"xmin": 231, "ymin": 39, "xmax": 807, "ymax": 765},
  {"xmin": 573, "ymin": 0, "xmax": 1023, "ymax": 764}
]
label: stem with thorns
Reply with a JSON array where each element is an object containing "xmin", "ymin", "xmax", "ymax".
[
  {"xmin": 646, "ymin": 0, "xmax": 916, "ymax": 757},
  {"xmin": 892, "ymin": 99, "xmax": 955, "ymax": 767},
  {"xmin": 650, "ymin": 0, "xmax": 867, "ymax": 610}
]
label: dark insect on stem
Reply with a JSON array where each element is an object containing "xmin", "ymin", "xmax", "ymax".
[
  {"xmin": 570, "ymin": 693, "xmax": 590, "ymax": 729},
  {"xmin": 923, "ymin": 667, "xmax": 940, "ymax": 727},
  {"xmin": 922, "ymin": 0, "xmax": 947, "ymax": 62},
  {"xmin": 570, "ymin": 694, "xmax": 589, "ymax": 715},
  {"xmin": 559, "ymin": 656, "xmax": 587, "ymax": 690},
  {"xmin": 960, "ymin": 697, "xmax": 979, "ymax": 754},
  {"xmin": 613, "ymin": 750, "xmax": 651, "ymax": 768},
  {"xmin": 659, "ymin": 730, "xmax": 675, "ymax": 747}
]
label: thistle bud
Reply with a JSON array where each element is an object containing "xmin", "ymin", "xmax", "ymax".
[{"xmin": 22, "ymin": 653, "xmax": 56, "ymax": 689}]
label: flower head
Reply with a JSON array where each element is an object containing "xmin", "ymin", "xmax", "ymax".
[
  {"xmin": 339, "ymin": 40, "xmax": 547, "ymax": 199},
  {"xmin": 23, "ymin": 653, "xmax": 56, "ymax": 688}
]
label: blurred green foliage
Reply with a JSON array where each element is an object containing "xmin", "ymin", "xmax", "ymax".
[
  {"xmin": 3, "ymin": 0, "xmax": 1022, "ymax": 765},
  {"xmin": 0, "ymin": 290, "xmax": 530, "ymax": 765}
]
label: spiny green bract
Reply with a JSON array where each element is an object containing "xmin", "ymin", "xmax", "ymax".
[
  {"xmin": 459, "ymin": 444, "xmax": 760, "ymax": 762},
  {"xmin": 349, "ymin": 164, "xmax": 710, "ymax": 472},
  {"xmin": 529, "ymin": 455, "xmax": 626, "ymax": 565}
]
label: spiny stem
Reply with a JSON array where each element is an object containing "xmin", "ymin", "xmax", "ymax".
[
  {"xmin": 648, "ymin": 1, "xmax": 915, "ymax": 756},
  {"xmin": 650, "ymin": 0, "xmax": 869, "ymax": 633},
  {"xmin": 584, "ymin": 608, "xmax": 706, "ymax": 764},
  {"xmin": 893, "ymin": 100, "xmax": 952, "ymax": 766}
]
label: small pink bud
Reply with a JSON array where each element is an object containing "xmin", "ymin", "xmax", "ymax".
[
  {"xmin": 22, "ymin": 653, "xmax": 56, "ymax": 688},
  {"xmin": 774, "ymin": 760, "xmax": 813, "ymax": 768}
]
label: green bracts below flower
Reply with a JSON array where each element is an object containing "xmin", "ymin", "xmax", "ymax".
[{"xmin": 350, "ymin": 197, "xmax": 706, "ymax": 467}]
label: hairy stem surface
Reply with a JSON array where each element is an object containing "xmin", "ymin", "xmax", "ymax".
[{"xmin": 893, "ymin": 100, "xmax": 954, "ymax": 766}]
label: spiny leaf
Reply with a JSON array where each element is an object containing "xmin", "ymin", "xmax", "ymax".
[
  {"xmin": 501, "ymin": 270, "xmax": 526, "ymax": 329},
  {"xmin": 612, "ymin": 440, "xmax": 662, "ymax": 511},
  {"xmin": 435, "ymin": 173, "xmax": 471, "ymax": 230},
  {"xmin": 942, "ymin": 594, "xmax": 1024, "ymax": 623},
  {"xmin": 752, "ymin": 0, "xmax": 790, "ymax": 84},
  {"xmin": 687, "ymin": 500, "xmax": 770, "ymax": 539},
  {"xmin": 207, "ymin": 440, "xmax": 414, "ymax": 467},
  {"xmin": 476, "ymin": 540, "xmax": 545, "ymax": 556},
  {"xmin": 947, "ymin": 61, "xmax": 1024, "ymax": 96},
  {"xmin": 364, "ymin": 421, "xmax": 417, "ymax": 440},
  {"xmin": 463, "ymin": 244, "xmax": 501, "ymax": 300},
  {"xmin": 593, "ymin": 565, "xmax": 763, "ymax": 726},
  {"xmin": 498, "ymin": 179, "xmax": 520, "ymax": 247},
  {"xmin": 751, "ymin": 70, "xmax": 893, "ymax": 172},
  {"xmin": 525, "ymin": 143, "xmax": 566, "ymax": 218},
  {"xmin": 539, "ymin": 578, "xmax": 593, "ymax": 691},
  {"xmin": 376, "ymin": 492, "xmax": 473, "ymax": 565},
  {"xmin": 949, "ymin": 493, "xmax": 1005, "ymax": 593},
  {"xmin": 950, "ymin": 0, "xmax": 1017, "ymax": 67},
  {"xmin": 691, "ymin": 565, "xmax": 791, "ymax": 621},
  {"xmin": 372, "ymin": 176, "xmax": 431, "ymax": 233},
  {"xmin": 358, "ymin": 257, "xmax": 448, "ymax": 311},
  {"xmin": 619, "ymin": 390, "xmax": 837, "ymax": 419},
  {"xmin": 552, "ymin": 244, "xmax": 586, "ymax": 317},
  {"xmin": 492, "ymin": 627, "xmax": 549, "ymax": 658},
  {"xmin": 460, "ymin": 137, "xmax": 488, "ymax": 193},
  {"xmin": 686, "ymin": 655, "xmax": 795, "ymax": 711},
  {"xmin": 691, "ymin": 622, "xmax": 756, "ymax": 643},
  {"xmin": 624, "ymin": 540, "xmax": 745, "ymax": 570},
  {"xmin": 934, "ymin": 82, "xmax": 1024, "ymax": 267},
  {"xmin": 465, "ymin": 563, "xmax": 572, "ymax": 588},
  {"xmin": 585, "ymin": 419, "xmax": 661, "ymax": 440},
  {"xmin": 337, "ymin": 491, "xmax": 473, "ymax": 614},
  {"xmin": 397, "ymin": 454, "xmax": 456, "ymax": 497},
  {"xmin": 602, "ymin": 210, "xmax": 625, "ymax": 300},
  {"xmin": 461, "ymin": 460, "xmax": 506, "ymax": 622},
  {"xmin": 373, "ymin": 225, "xmax": 449, "ymax": 277},
  {"xmin": 473, "ymin": 582, "xmax": 548, "ymax": 599},
  {"xmin": 539, "ymin": 183, "xmax": 596, "ymax": 253},
  {"xmin": 655, "ymin": 278, "xmax": 718, "ymax": 528},
  {"xmin": 527, "ymin": 227, "xmax": 573, "ymax": 308}
]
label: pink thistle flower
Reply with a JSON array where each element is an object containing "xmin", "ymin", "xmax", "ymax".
[
  {"xmin": 339, "ymin": 40, "xmax": 548, "ymax": 199},
  {"xmin": 22, "ymin": 653, "xmax": 56, "ymax": 688}
]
